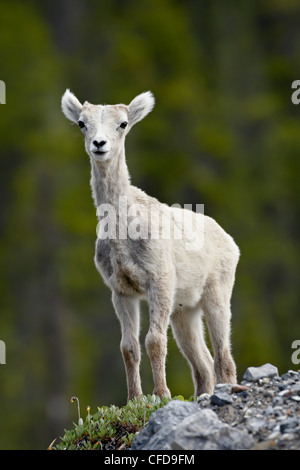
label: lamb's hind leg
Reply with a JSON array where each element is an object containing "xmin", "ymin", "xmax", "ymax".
[
  {"xmin": 112, "ymin": 292, "xmax": 142, "ymax": 401},
  {"xmin": 171, "ymin": 306, "xmax": 215, "ymax": 396},
  {"xmin": 201, "ymin": 276, "xmax": 237, "ymax": 384}
]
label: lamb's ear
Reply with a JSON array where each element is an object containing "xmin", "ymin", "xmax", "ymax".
[
  {"xmin": 128, "ymin": 91, "xmax": 155, "ymax": 127},
  {"xmin": 61, "ymin": 89, "xmax": 83, "ymax": 123}
]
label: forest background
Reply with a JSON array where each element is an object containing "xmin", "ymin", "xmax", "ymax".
[{"xmin": 0, "ymin": 0, "xmax": 299, "ymax": 449}]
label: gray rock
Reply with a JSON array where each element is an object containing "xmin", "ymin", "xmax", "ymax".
[
  {"xmin": 281, "ymin": 370, "xmax": 299, "ymax": 379},
  {"xmin": 132, "ymin": 400, "xmax": 254, "ymax": 451},
  {"xmin": 132, "ymin": 366, "xmax": 300, "ymax": 451},
  {"xmin": 280, "ymin": 417, "xmax": 298, "ymax": 433},
  {"xmin": 171, "ymin": 409, "xmax": 254, "ymax": 450},
  {"xmin": 265, "ymin": 405, "xmax": 275, "ymax": 415},
  {"xmin": 210, "ymin": 391, "xmax": 233, "ymax": 406},
  {"xmin": 263, "ymin": 390, "xmax": 274, "ymax": 398},
  {"xmin": 131, "ymin": 400, "xmax": 200, "ymax": 450},
  {"xmin": 214, "ymin": 383, "xmax": 233, "ymax": 394},
  {"xmin": 291, "ymin": 385, "xmax": 300, "ymax": 394},
  {"xmin": 247, "ymin": 417, "xmax": 265, "ymax": 433},
  {"xmin": 243, "ymin": 363, "xmax": 279, "ymax": 382}
]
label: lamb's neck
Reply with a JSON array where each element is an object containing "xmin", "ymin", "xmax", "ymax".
[{"xmin": 90, "ymin": 149, "xmax": 131, "ymax": 208}]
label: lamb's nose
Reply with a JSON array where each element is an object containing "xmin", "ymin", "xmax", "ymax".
[{"xmin": 93, "ymin": 140, "xmax": 107, "ymax": 148}]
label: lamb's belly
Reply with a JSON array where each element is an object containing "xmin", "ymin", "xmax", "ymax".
[{"xmin": 174, "ymin": 286, "xmax": 203, "ymax": 309}]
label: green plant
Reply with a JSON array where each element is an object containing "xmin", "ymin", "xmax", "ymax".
[
  {"xmin": 53, "ymin": 394, "xmax": 188, "ymax": 450},
  {"xmin": 70, "ymin": 396, "xmax": 83, "ymax": 426}
]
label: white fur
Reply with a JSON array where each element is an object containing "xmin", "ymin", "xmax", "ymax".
[
  {"xmin": 61, "ymin": 89, "xmax": 83, "ymax": 122},
  {"xmin": 62, "ymin": 89, "xmax": 240, "ymax": 400}
]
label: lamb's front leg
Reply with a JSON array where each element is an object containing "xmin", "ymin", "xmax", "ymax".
[
  {"xmin": 112, "ymin": 292, "xmax": 142, "ymax": 401},
  {"xmin": 145, "ymin": 281, "xmax": 174, "ymax": 398}
]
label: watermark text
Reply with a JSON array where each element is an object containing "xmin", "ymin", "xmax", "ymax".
[
  {"xmin": 291, "ymin": 340, "xmax": 300, "ymax": 365},
  {"xmin": 291, "ymin": 80, "xmax": 300, "ymax": 104},
  {"xmin": 0, "ymin": 80, "xmax": 5, "ymax": 104},
  {"xmin": 96, "ymin": 197, "xmax": 205, "ymax": 251},
  {"xmin": 0, "ymin": 340, "xmax": 6, "ymax": 364}
]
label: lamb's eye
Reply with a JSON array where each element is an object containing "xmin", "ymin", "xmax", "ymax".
[
  {"xmin": 78, "ymin": 120, "xmax": 86, "ymax": 129},
  {"xmin": 120, "ymin": 121, "xmax": 128, "ymax": 129}
]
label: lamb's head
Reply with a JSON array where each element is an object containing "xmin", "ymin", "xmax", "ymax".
[{"xmin": 61, "ymin": 90, "xmax": 155, "ymax": 162}]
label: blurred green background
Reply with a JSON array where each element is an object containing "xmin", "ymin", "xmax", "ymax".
[{"xmin": 0, "ymin": 0, "xmax": 299, "ymax": 449}]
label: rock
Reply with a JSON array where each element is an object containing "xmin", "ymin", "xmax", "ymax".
[
  {"xmin": 265, "ymin": 405, "xmax": 275, "ymax": 415},
  {"xmin": 281, "ymin": 373, "xmax": 291, "ymax": 380},
  {"xmin": 278, "ymin": 389, "xmax": 291, "ymax": 397},
  {"xmin": 258, "ymin": 377, "xmax": 270, "ymax": 385},
  {"xmin": 280, "ymin": 417, "xmax": 298, "ymax": 433},
  {"xmin": 132, "ymin": 365, "xmax": 300, "ymax": 451},
  {"xmin": 290, "ymin": 395, "xmax": 300, "ymax": 402},
  {"xmin": 231, "ymin": 384, "xmax": 249, "ymax": 394},
  {"xmin": 263, "ymin": 390, "xmax": 274, "ymax": 398},
  {"xmin": 210, "ymin": 391, "xmax": 233, "ymax": 406},
  {"xmin": 281, "ymin": 370, "xmax": 299, "ymax": 380},
  {"xmin": 239, "ymin": 390, "xmax": 249, "ymax": 399},
  {"xmin": 214, "ymin": 383, "xmax": 233, "ymax": 394},
  {"xmin": 171, "ymin": 408, "xmax": 254, "ymax": 450},
  {"xmin": 243, "ymin": 363, "xmax": 279, "ymax": 382},
  {"xmin": 131, "ymin": 400, "xmax": 200, "ymax": 450},
  {"xmin": 291, "ymin": 385, "xmax": 300, "ymax": 394},
  {"xmin": 247, "ymin": 416, "xmax": 265, "ymax": 433}
]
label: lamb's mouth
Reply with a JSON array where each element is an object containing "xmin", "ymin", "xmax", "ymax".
[{"xmin": 93, "ymin": 150, "xmax": 108, "ymax": 155}]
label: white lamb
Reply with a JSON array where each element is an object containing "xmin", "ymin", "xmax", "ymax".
[{"xmin": 61, "ymin": 89, "xmax": 240, "ymax": 401}]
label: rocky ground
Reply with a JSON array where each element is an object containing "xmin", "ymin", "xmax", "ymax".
[{"xmin": 132, "ymin": 364, "xmax": 300, "ymax": 450}]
